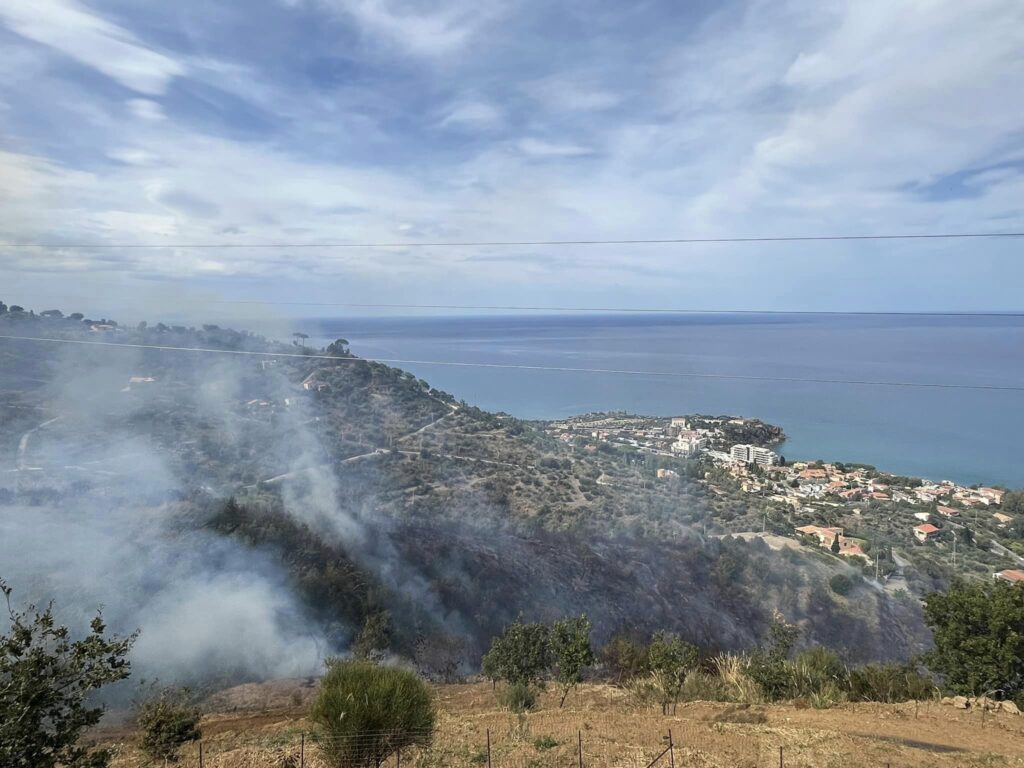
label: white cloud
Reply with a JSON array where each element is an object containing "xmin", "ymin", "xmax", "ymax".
[
  {"xmin": 517, "ymin": 138, "xmax": 594, "ymax": 158},
  {"xmin": 311, "ymin": 0, "xmax": 502, "ymax": 56},
  {"xmin": 127, "ymin": 98, "xmax": 166, "ymax": 121},
  {"xmin": 0, "ymin": 0, "xmax": 184, "ymax": 94},
  {"xmin": 438, "ymin": 99, "xmax": 503, "ymax": 129},
  {"xmin": 522, "ymin": 75, "xmax": 621, "ymax": 112}
]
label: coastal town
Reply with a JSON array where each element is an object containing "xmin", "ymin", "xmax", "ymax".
[{"xmin": 545, "ymin": 412, "xmax": 1023, "ymax": 588}]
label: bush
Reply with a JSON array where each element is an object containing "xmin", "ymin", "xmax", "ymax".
[
  {"xmin": 497, "ymin": 682, "xmax": 537, "ymax": 713},
  {"xmin": 786, "ymin": 647, "xmax": 847, "ymax": 699},
  {"xmin": 137, "ymin": 687, "xmax": 202, "ymax": 764},
  {"xmin": 599, "ymin": 633, "xmax": 650, "ymax": 684},
  {"xmin": 311, "ymin": 659, "xmax": 435, "ymax": 768},
  {"xmin": 829, "ymin": 574, "xmax": 854, "ymax": 596},
  {"xmin": 848, "ymin": 664, "xmax": 936, "ymax": 703},
  {"xmin": 713, "ymin": 654, "xmax": 762, "ymax": 704}
]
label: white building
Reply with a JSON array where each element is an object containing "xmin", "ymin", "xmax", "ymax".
[
  {"xmin": 672, "ymin": 431, "xmax": 708, "ymax": 456},
  {"xmin": 730, "ymin": 443, "xmax": 778, "ymax": 468}
]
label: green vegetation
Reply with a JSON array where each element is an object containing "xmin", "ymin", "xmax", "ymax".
[
  {"xmin": 923, "ymin": 580, "xmax": 1024, "ymax": 704},
  {"xmin": 647, "ymin": 631, "xmax": 699, "ymax": 714},
  {"xmin": 549, "ymin": 616, "xmax": 594, "ymax": 707},
  {"xmin": 310, "ymin": 659, "xmax": 436, "ymax": 768},
  {"xmin": 0, "ymin": 579, "xmax": 136, "ymax": 768},
  {"xmin": 136, "ymin": 687, "xmax": 202, "ymax": 764}
]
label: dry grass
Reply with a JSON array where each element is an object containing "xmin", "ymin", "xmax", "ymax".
[{"xmin": 97, "ymin": 681, "xmax": 1024, "ymax": 768}]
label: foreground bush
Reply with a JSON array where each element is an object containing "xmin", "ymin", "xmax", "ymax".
[{"xmin": 311, "ymin": 659, "xmax": 435, "ymax": 768}]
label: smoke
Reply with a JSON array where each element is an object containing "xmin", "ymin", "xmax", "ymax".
[{"xmin": 0, "ymin": 336, "xmax": 330, "ymax": 687}]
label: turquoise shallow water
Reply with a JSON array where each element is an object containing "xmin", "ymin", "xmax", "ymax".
[{"xmin": 306, "ymin": 313, "xmax": 1024, "ymax": 488}]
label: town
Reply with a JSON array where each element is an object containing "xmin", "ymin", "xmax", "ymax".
[{"xmin": 545, "ymin": 412, "xmax": 1023, "ymax": 589}]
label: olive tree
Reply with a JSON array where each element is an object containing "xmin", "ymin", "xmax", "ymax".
[{"xmin": 1, "ymin": 579, "xmax": 136, "ymax": 768}]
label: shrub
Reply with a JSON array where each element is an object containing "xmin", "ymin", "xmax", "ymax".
[
  {"xmin": 598, "ymin": 633, "xmax": 650, "ymax": 684},
  {"xmin": 498, "ymin": 682, "xmax": 537, "ymax": 713},
  {"xmin": 137, "ymin": 687, "xmax": 202, "ymax": 764},
  {"xmin": 624, "ymin": 674, "xmax": 661, "ymax": 709},
  {"xmin": 311, "ymin": 659, "xmax": 435, "ymax": 768},
  {"xmin": 848, "ymin": 664, "xmax": 936, "ymax": 703},
  {"xmin": 786, "ymin": 647, "xmax": 847, "ymax": 699},
  {"xmin": 533, "ymin": 736, "xmax": 559, "ymax": 751},
  {"xmin": 829, "ymin": 574, "xmax": 853, "ymax": 596},
  {"xmin": 713, "ymin": 654, "xmax": 762, "ymax": 704}
]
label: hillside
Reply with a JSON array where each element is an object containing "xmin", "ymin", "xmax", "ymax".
[{"xmin": 0, "ymin": 305, "xmax": 931, "ymax": 685}]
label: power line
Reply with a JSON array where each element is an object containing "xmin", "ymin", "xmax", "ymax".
[
  {"xmin": 208, "ymin": 299, "xmax": 1024, "ymax": 317},
  {"xmin": 2, "ymin": 231, "xmax": 1023, "ymax": 249},
  {"xmin": 1, "ymin": 334, "xmax": 1021, "ymax": 393}
]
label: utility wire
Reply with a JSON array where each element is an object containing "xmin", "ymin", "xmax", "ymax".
[
  {"xmin": 1, "ymin": 334, "xmax": 1021, "ymax": 393},
  {"xmin": 206, "ymin": 299, "xmax": 1024, "ymax": 317},
  {"xmin": 2, "ymin": 231, "xmax": 1023, "ymax": 249}
]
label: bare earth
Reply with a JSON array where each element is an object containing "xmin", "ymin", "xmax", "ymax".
[{"xmin": 96, "ymin": 681, "xmax": 1024, "ymax": 767}]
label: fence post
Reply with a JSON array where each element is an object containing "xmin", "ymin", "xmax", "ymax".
[
  {"xmin": 486, "ymin": 728, "xmax": 492, "ymax": 768},
  {"xmin": 778, "ymin": 745, "xmax": 783, "ymax": 768},
  {"xmin": 199, "ymin": 740, "xmax": 204, "ymax": 768},
  {"xmin": 667, "ymin": 729, "xmax": 675, "ymax": 768},
  {"xmin": 300, "ymin": 732, "xmax": 305, "ymax": 768},
  {"xmin": 578, "ymin": 729, "xmax": 583, "ymax": 768}
]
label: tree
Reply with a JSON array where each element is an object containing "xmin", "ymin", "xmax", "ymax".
[
  {"xmin": 352, "ymin": 612, "xmax": 391, "ymax": 662},
  {"xmin": 292, "ymin": 332, "xmax": 309, "ymax": 347},
  {"xmin": 136, "ymin": 687, "xmax": 202, "ymax": 764},
  {"xmin": 647, "ymin": 631, "xmax": 698, "ymax": 714},
  {"xmin": 311, "ymin": 659, "xmax": 435, "ymax": 768},
  {"xmin": 748, "ymin": 613, "xmax": 799, "ymax": 701},
  {"xmin": 1003, "ymin": 491, "xmax": 1024, "ymax": 517},
  {"xmin": 482, "ymin": 620, "xmax": 550, "ymax": 688},
  {"xmin": 0, "ymin": 301, "xmax": 7, "ymax": 314},
  {"xmin": 550, "ymin": 616, "xmax": 594, "ymax": 707},
  {"xmin": 923, "ymin": 580, "xmax": 1024, "ymax": 700},
  {"xmin": 1, "ymin": 579, "xmax": 136, "ymax": 768},
  {"xmin": 830, "ymin": 534, "xmax": 841, "ymax": 554}
]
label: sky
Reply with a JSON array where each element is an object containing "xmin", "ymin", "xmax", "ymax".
[{"xmin": 1, "ymin": 0, "xmax": 1023, "ymax": 322}]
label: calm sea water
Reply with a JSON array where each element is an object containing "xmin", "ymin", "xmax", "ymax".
[{"xmin": 306, "ymin": 314, "xmax": 1024, "ymax": 488}]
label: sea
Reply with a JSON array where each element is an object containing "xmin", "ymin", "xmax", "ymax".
[{"xmin": 305, "ymin": 313, "xmax": 1024, "ymax": 488}]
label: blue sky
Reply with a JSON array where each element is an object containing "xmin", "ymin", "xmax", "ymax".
[{"xmin": 1, "ymin": 0, "xmax": 1023, "ymax": 321}]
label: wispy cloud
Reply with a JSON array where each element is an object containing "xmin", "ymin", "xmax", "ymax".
[
  {"xmin": 0, "ymin": 0, "xmax": 184, "ymax": 94},
  {"xmin": 1, "ymin": 0, "xmax": 1023, "ymax": 313}
]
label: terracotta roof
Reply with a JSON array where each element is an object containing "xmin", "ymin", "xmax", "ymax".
[{"xmin": 915, "ymin": 523, "xmax": 940, "ymax": 534}]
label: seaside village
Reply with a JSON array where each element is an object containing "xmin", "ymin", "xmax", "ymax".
[{"xmin": 546, "ymin": 414, "xmax": 1020, "ymax": 583}]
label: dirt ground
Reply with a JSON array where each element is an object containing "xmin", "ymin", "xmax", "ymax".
[{"xmin": 96, "ymin": 680, "xmax": 1024, "ymax": 767}]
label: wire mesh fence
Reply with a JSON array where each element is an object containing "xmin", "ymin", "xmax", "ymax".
[
  {"xmin": 161, "ymin": 714, "xmax": 765, "ymax": 768},
  {"xmin": 135, "ymin": 705, "xmax": 996, "ymax": 768}
]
